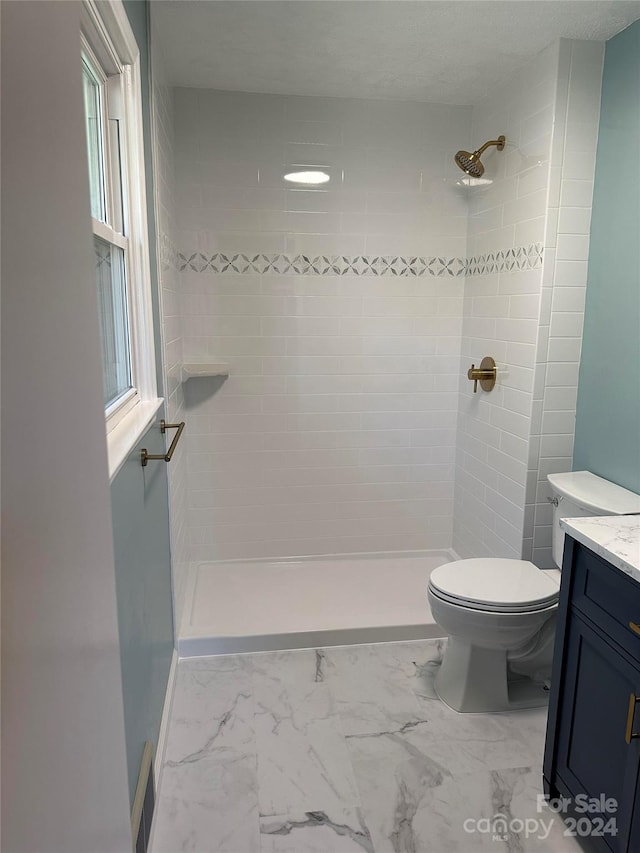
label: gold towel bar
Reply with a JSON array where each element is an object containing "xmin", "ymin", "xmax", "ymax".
[{"xmin": 141, "ymin": 420, "xmax": 185, "ymax": 467}]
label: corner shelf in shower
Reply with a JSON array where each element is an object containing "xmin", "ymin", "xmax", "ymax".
[{"xmin": 181, "ymin": 362, "xmax": 230, "ymax": 382}]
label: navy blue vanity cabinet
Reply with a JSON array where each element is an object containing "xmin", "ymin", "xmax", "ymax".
[
  {"xmin": 629, "ymin": 775, "xmax": 640, "ymax": 853},
  {"xmin": 544, "ymin": 536, "xmax": 640, "ymax": 852}
]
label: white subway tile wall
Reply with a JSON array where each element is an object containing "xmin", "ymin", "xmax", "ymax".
[
  {"xmin": 161, "ymin": 39, "xmax": 603, "ymax": 569},
  {"xmin": 175, "ymin": 90, "xmax": 470, "ymax": 258},
  {"xmin": 151, "ymin": 32, "xmax": 190, "ymax": 623},
  {"xmin": 525, "ymin": 39, "xmax": 604, "ymax": 568},
  {"xmin": 454, "ymin": 40, "xmax": 604, "ymax": 564},
  {"xmin": 453, "ymin": 42, "xmax": 561, "ymax": 560},
  {"xmin": 175, "ymin": 91, "xmax": 471, "ymax": 560},
  {"xmin": 181, "ymin": 281, "xmax": 465, "ymax": 558}
]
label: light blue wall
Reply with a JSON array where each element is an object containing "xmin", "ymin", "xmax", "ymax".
[
  {"xmin": 111, "ymin": 431, "xmax": 174, "ymax": 806},
  {"xmin": 112, "ymin": 0, "xmax": 174, "ymax": 806},
  {"xmin": 573, "ymin": 19, "xmax": 640, "ymax": 492}
]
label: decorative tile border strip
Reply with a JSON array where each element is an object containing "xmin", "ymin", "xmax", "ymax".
[
  {"xmin": 174, "ymin": 243, "xmax": 542, "ymax": 277},
  {"xmin": 467, "ymin": 243, "xmax": 543, "ymax": 276},
  {"xmin": 177, "ymin": 252, "xmax": 468, "ymax": 277}
]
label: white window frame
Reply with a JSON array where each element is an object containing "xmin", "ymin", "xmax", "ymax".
[{"xmin": 81, "ymin": 0, "xmax": 162, "ymax": 479}]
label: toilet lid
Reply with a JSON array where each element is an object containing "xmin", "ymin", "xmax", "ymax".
[{"xmin": 428, "ymin": 559, "xmax": 560, "ymax": 613}]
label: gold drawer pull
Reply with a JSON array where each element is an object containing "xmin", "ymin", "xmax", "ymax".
[
  {"xmin": 141, "ymin": 420, "xmax": 185, "ymax": 467},
  {"xmin": 625, "ymin": 693, "xmax": 640, "ymax": 744},
  {"xmin": 629, "ymin": 622, "xmax": 640, "ymax": 637}
]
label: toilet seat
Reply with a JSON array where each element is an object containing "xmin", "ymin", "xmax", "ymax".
[{"xmin": 429, "ymin": 559, "xmax": 560, "ymax": 614}]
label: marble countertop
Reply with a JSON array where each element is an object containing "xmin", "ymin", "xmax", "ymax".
[{"xmin": 561, "ymin": 515, "xmax": 640, "ymax": 583}]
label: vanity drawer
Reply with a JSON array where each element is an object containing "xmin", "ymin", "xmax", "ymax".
[{"xmin": 570, "ymin": 542, "xmax": 640, "ymax": 664}]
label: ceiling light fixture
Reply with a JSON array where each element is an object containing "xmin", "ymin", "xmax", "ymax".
[{"xmin": 284, "ymin": 170, "xmax": 330, "ymax": 185}]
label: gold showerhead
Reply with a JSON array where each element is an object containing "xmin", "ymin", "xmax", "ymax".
[{"xmin": 454, "ymin": 135, "xmax": 506, "ymax": 178}]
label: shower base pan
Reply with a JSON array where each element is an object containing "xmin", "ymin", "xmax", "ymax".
[{"xmin": 178, "ymin": 550, "xmax": 451, "ymax": 656}]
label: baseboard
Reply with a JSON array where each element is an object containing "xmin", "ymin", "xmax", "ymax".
[
  {"xmin": 146, "ymin": 648, "xmax": 178, "ymax": 851},
  {"xmin": 131, "ymin": 741, "xmax": 155, "ymax": 853},
  {"xmin": 147, "ymin": 649, "xmax": 179, "ymax": 853},
  {"xmin": 155, "ymin": 648, "xmax": 178, "ymax": 776}
]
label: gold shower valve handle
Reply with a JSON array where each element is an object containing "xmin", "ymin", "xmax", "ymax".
[{"xmin": 467, "ymin": 356, "xmax": 497, "ymax": 393}]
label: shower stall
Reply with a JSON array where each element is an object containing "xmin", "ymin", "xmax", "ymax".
[{"xmin": 150, "ymin": 31, "xmax": 605, "ymax": 654}]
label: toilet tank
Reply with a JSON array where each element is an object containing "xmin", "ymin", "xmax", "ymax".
[{"xmin": 547, "ymin": 471, "xmax": 640, "ymax": 568}]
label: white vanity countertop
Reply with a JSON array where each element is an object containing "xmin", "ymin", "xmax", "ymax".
[{"xmin": 561, "ymin": 515, "xmax": 640, "ymax": 582}]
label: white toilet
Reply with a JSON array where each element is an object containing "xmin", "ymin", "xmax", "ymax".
[{"xmin": 428, "ymin": 471, "xmax": 640, "ymax": 713}]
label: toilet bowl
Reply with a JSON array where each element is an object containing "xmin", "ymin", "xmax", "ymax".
[
  {"xmin": 428, "ymin": 471, "xmax": 640, "ymax": 713},
  {"xmin": 428, "ymin": 559, "xmax": 559, "ymax": 712}
]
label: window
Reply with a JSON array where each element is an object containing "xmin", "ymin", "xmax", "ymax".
[{"xmin": 80, "ymin": 1, "xmax": 160, "ymax": 476}]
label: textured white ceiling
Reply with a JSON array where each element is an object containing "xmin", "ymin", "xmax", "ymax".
[{"xmin": 152, "ymin": 1, "xmax": 640, "ymax": 104}]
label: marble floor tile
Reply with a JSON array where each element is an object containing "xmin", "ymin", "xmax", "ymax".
[
  {"xmin": 493, "ymin": 766, "xmax": 583, "ymax": 852},
  {"xmin": 251, "ymin": 648, "xmax": 323, "ymax": 686},
  {"xmin": 322, "ymin": 640, "xmax": 443, "ymax": 684},
  {"xmin": 403, "ymin": 638, "xmax": 446, "ymax": 699},
  {"xmin": 253, "ymin": 679, "xmax": 362, "ymax": 817},
  {"xmin": 329, "ymin": 671, "xmax": 429, "ymax": 737},
  {"xmin": 152, "ymin": 639, "xmax": 565, "ymax": 853},
  {"xmin": 152, "ymin": 661, "xmax": 259, "ymax": 852},
  {"xmin": 165, "ymin": 664, "xmax": 255, "ymax": 763},
  {"xmin": 348, "ymin": 728, "xmax": 453, "ymax": 852},
  {"xmin": 408, "ymin": 691, "xmax": 549, "ymax": 774},
  {"xmin": 371, "ymin": 712, "xmax": 543, "ymax": 777},
  {"xmin": 152, "ymin": 753, "xmax": 260, "ymax": 853},
  {"xmin": 177, "ymin": 653, "xmax": 254, "ymax": 675},
  {"xmin": 260, "ymin": 807, "xmax": 374, "ymax": 853},
  {"xmin": 321, "ymin": 640, "xmax": 448, "ymax": 736},
  {"xmin": 348, "ymin": 732, "xmax": 580, "ymax": 853}
]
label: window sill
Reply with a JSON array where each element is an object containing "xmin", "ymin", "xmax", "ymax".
[{"xmin": 107, "ymin": 397, "xmax": 163, "ymax": 482}]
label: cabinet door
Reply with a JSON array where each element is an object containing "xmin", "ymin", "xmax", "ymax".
[
  {"xmin": 628, "ymin": 772, "xmax": 640, "ymax": 852},
  {"xmin": 556, "ymin": 612, "xmax": 640, "ymax": 852}
]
